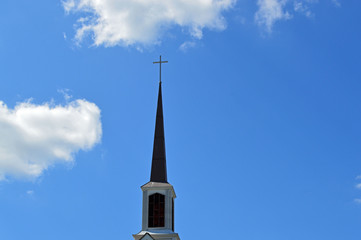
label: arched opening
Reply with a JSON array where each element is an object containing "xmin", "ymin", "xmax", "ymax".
[{"xmin": 148, "ymin": 193, "xmax": 165, "ymax": 228}]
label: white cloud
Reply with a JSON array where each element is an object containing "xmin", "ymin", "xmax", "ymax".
[
  {"xmin": 255, "ymin": 0, "xmax": 327, "ymax": 32},
  {"xmin": 355, "ymin": 175, "xmax": 361, "ymax": 204},
  {"xmin": 63, "ymin": 0, "xmax": 75, "ymax": 12},
  {"xmin": 331, "ymin": 0, "xmax": 340, "ymax": 7},
  {"xmin": 62, "ymin": 0, "xmax": 235, "ymax": 47},
  {"xmin": 294, "ymin": 1, "xmax": 312, "ymax": 17},
  {"xmin": 255, "ymin": 0, "xmax": 292, "ymax": 32},
  {"xmin": 179, "ymin": 41, "xmax": 196, "ymax": 52},
  {"xmin": 27, "ymin": 190, "xmax": 34, "ymax": 195},
  {"xmin": 57, "ymin": 89, "xmax": 72, "ymax": 101},
  {"xmin": 0, "ymin": 99, "xmax": 102, "ymax": 181}
]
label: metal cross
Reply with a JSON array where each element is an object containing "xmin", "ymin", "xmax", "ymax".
[{"xmin": 153, "ymin": 55, "xmax": 168, "ymax": 83}]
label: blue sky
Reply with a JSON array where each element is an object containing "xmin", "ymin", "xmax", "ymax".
[{"xmin": 0, "ymin": 0, "xmax": 361, "ymax": 239}]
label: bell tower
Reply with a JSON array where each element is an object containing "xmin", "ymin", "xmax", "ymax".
[{"xmin": 133, "ymin": 57, "xmax": 180, "ymax": 240}]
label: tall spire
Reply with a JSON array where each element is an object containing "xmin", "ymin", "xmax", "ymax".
[
  {"xmin": 134, "ymin": 56, "xmax": 180, "ymax": 240},
  {"xmin": 150, "ymin": 82, "xmax": 168, "ymax": 183}
]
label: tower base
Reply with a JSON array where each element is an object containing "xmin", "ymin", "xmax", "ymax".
[{"xmin": 133, "ymin": 230, "xmax": 180, "ymax": 240}]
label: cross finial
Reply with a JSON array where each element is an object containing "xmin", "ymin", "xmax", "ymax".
[{"xmin": 153, "ymin": 55, "xmax": 168, "ymax": 83}]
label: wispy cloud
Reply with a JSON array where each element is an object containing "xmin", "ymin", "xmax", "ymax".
[
  {"xmin": 331, "ymin": 0, "xmax": 341, "ymax": 7},
  {"xmin": 57, "ymin": 89, "xmax": 72, "ymax": 102},
  {"xmin": 294, "ymin": 1, "xmax": 313, "ymax": 18},
  {"xmin": 62, "ymin": 0, "xmax": 235, "ymax": 47},
  {"xmin": 179, "ymin": 41, "xmax": 197, "ymax": 52},
  {"xmin": 255, "ymin": 0, "xmax": 292, "ymax": 32},
  {"xmin": 254, "ymin": 0, "xmax": 341, "ymax": 32},
  {"xmin": 355, "ymin": 175, "xmax": 361, "ymax": 204},
  {"xmin": 27, "ymin": 190, "xmax": 34, "ymax": 195},
  {"xmin": 0, "ymin": 99, "xmax": 102, "ymax": 181}
]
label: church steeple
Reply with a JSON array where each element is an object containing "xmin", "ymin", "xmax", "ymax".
[
  {"xmin": 150, "ymin": 81, "xmax": 167, "ymax": 183},
  {"xmin": 133, "ymin": 56, "xmax": 180, "ymax": 240}
]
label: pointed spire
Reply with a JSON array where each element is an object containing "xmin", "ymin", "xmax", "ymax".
[{"xmin": 150, "ymin": 81, "xmax": 167, "ymax": 183}]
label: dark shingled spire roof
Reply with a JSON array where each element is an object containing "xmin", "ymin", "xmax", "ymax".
[{"xmin": 150, "ymin": 81, "xmax": 167, "ymax": 183}]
